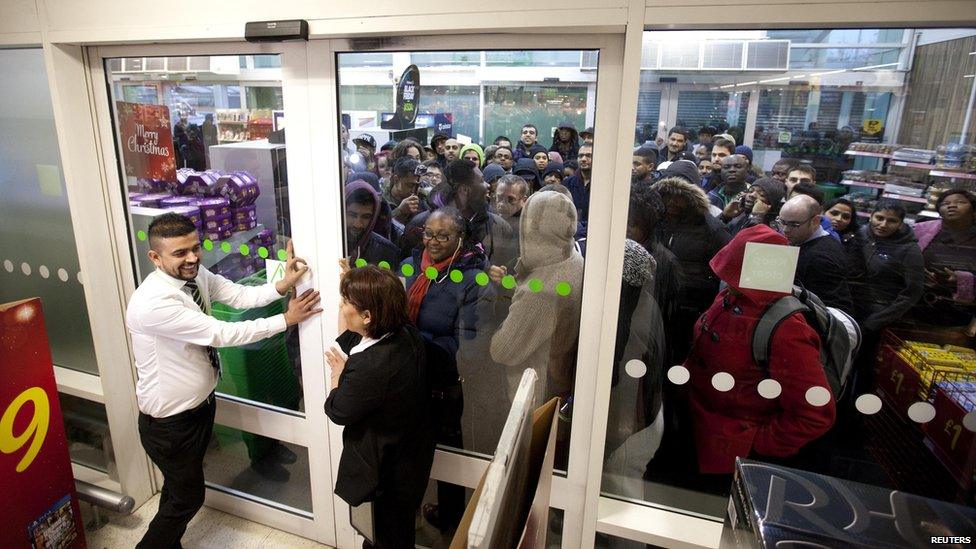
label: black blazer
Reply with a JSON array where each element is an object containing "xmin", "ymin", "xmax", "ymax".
[{"xmin": 324, "ymin": 325, "xmax": 435, "ymax": 507}]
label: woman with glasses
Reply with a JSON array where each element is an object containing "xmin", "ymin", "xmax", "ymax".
[
  {"xmin": 399, "ymin": 207, "xmax": 494, "ymax": 533},
  {"xmin": 324, "ymin": 266, "xmax": 434, "ymax": 548}
]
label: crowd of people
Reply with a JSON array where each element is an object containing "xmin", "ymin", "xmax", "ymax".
[{"xmin": 340, "ymin": 119, "xmax": 975, "ymax": 506}]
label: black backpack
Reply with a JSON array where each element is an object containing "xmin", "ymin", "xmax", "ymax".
[{"xmin": 752, "ymin": 286, "xmax": 861, "ymax": 400}]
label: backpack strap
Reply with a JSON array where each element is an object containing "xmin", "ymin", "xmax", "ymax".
[{"xmin": 752, "ymin": 295, "xmax": 810, "ymax": 377}]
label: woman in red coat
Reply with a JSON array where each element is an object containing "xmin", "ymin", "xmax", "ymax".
[{"xmin": 685, "ymin": 224, "xmax": 836, "ymax": 477}]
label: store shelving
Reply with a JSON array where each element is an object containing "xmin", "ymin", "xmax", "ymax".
[
  {"xmin": 844, "ymin": 150, "xmax": 893, "ymax": 159},
  {"xmin": 841, "ymin": 179, "xmax": 886, "ymax": 189},
  {"xmin": 201, "ymin": 224, "xmax": 266, "ymax": 269},
  {"xmin": 882, "ymin": 192, "xmax": 928, "ymax": 204},
  {"xmin": 931, "ymin": 170, "xmax": 976, "ymax": 180}
]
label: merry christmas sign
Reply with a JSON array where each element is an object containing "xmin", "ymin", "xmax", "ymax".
[{"xmin": 116, "ymin": 101, "xmax": 177, "ymax": 182}]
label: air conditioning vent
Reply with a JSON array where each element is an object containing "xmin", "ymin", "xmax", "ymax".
[
  {"xmin": 702, "ymin": 42, "xmax": 744, "ymax": 69},
  {"xmin": 660, "ymin": 42, "xmax": 700, "ymax": 70},
  {"xmin": 746, "ymin": 40, "xmax": 790, "ymax": 70}
]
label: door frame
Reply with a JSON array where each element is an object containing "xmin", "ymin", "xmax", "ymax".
[{"xmin": 86, "ymin": 40, "xmax": 337, "ymax": 545}]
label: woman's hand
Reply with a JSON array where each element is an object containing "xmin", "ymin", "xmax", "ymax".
[
  {"xmin": 488, "ymin": 264, "xmax": 507, "ymax": 285},
  {"xmin": 326, "ymin": 346, "xmax": 348, "ymax": 389},
  {"xmin": 751, "ymin": 199, "xmax": 771, "ymax": 215}
]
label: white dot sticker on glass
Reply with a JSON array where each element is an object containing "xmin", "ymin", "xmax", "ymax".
[
  {"xmin": 38, "ymin": 265, "xmax": 49, "ymax": 279},
  {"xmin": 711, "ymin": 372, "xmax": 735, "ymax": 392},
  {"xmin": 963, "ymin": 411, "xmax": 976, "ymax": 433},
  {"xmin": 3, "ymin": 260, "xmax": 12, "ymax": 273},
  {"xmin": 21, "ymin": 262, "xmax": 31, "ymax": 276},
  {"xmin": 854, "ymin": 394, "xmax": 883, "ymax": 415},
  {"xmin": 805, "ymin": 386, "xmax": 831, "ymax": 407},
  {"xmin": 77, "ymin": 271, "xmax": 83, "ymax": 285},
  {"xmin": 667, "ymin": 365, "xmax": 690, "ymax": 385},
  {"xmin": 57, "ymin": 268, "xmax": 69, "ymax": 282},
  {"xmin": 907, "ymin": 402, "xmax": 936, "ymax": 424},
  {"xmin": 625, "ymin": 359, "xmax": 647, "ymax": 379},
  {"xmin": 757, "ymin": 379, "xmax": 782, "ymax": 399}
]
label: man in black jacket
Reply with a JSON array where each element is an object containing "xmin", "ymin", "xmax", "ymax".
[{"xmin": 779, "ymin": 195, "xmax": 854, "ymax": 313}]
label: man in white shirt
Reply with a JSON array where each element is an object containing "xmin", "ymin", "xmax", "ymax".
[{"xmin": 126, "ymin": 213, "xmax": 321, "ymax": 549}]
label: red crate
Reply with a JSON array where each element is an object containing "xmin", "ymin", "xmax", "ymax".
[
  {"xmin": 875, "ymin": 343, "xmax": 926, "ymax": 416},
  {"xmin": 923, "ymin": 378, "xmax": 976, "ymax": 491}
]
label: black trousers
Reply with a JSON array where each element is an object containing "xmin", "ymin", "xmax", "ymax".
[{"xmin": 137, "ymin": 395, "xmax": 216, "ymax": 549}]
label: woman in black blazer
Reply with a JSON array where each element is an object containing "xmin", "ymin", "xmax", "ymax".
[{"xmin": 325, "ymin": 266, "xmax": 435, "ymax": 548}]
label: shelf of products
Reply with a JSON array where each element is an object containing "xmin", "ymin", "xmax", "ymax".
[
  {"xmin": 891, "ymin": 160, "xmax": 938, "ymax": 170},
  {"xmin": 882, "ymin": 192, "xmax": 929, "ymax": 204},
  {"xmin": 931, "ymin": 170, "xmax": 976, "ymax": 181},
  {"xmin": 841, "ymin": 179, "xmax": 886, "ymax": 189},
  {"xmin": 845, "ymin": 150, "xmax": 893, "ymax": 159}
]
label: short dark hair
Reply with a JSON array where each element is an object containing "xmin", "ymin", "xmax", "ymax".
[
  {"xmin": 345, "ymin": 187, "xmax": 374, "ymax": 208},
  {"xmin": 340, "ymin": 266, "xmax": 409, "ymax": 338},
  {"xmin": 936, "ymin": 189, "xmax": 976, "ymax": 212},
  {"xmin": 712, "ymin": 138, "xmax": 736, "ymax": 153},
  {"xmin": 698, "ymin": 125, "xmax": 717, "ymax": 137},
  {"xmin": 668, "ymin": 126, "xmax": 691, "ymax": 141},
  {"xmin": 496, "ymin": 174, "xmax": 530, "ymax": 197},
  {"xmin": 634, "ymin": 146, "xmax": 658, "ymax": 165},
  {"xmin": 493, "ymin": 135, "xmax": 511, "ymax": 145},
  {"xmin": 494, "ymin": 145, "xmax": 514, "ymax": 158},
  {"xmin": 391, "ymin": 140, "xmax": 423, "ymax": 162},
  {"xmin": 422, "ymin": 159, "xmax": 442, "ymax": 170},
  {"xmin": 629, "ymin": 184, "xmax": 666, "ymax": 236},
  {"xmin": 393, "ymin": 157, "xmax": 420, "ymax": 177},
  {"xmin": 772, "ymin": 158, "xmax": 800, "ymax": 171},
  {"xmin": 148, "ymin": 213, "xmax": 197, "ymax": 250},
  {"xmin": 824, "ymin": 197, "xmax": 860, "ymax": 232},
  {"xmin": 789, "ymin": 164, "xmax": 817, "ymax": 181},
  {"xmin": 872, "ymin": 199, "xmax": 907, "ymax": 220},
  {"xmin": 791, "ymin": 182, "xmax": 825, "ymax": 205},
  {"xmin": 444, "ymin": 159, "xmax": 479, "ymax": 190},
  {"xmin": 522, "ymin": 124, "xmax": 537, "ymax": 132}
]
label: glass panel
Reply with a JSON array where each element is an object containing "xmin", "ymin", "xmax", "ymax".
[
  {"xmin": 412, "ymin": 51, "xmax": 480, "ymax": 66},
  {"xmin": 485, "ymin": 50, "xmax": 582, "ymax": 67},
  {"xmin": 610, "ymin": 28, "xmax": 976, "ymax": 523},
  {"xmin": 205, "ymin": 425, "xmax": 311, "ymax": 514},
  {"xmin": 59, "ymin": 393, "xmax": 118, "ymax": 480},
  {"xmin": 336, "ymin": 49, "xmax": 597, "ymax": 470},
  {"xmin": 0, "ymin": 48, "xmax": 98, "ymax": 375},
  {"xmin": 635, "ymin": 88, "xmax": 662, "ymax": 146},
  {"xmin": 105, "ymin": 55, "xmax": 303, "ymax": 413}
]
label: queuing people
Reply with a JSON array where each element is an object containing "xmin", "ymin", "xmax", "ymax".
[
  {"xmin": 493, "ymin": 175, "xmax": 531, "ymax": 272},
  {"xmin": 686, "ymin": 225, "xmax": 836, "ymax": 480},
  {"xmin": 493, "ymin": 135, "xmax": 513, "ymax": 149},
  {"xmin": 383, "ymin": 158, "xmax": 428, "ymax": 235},
  {"xmin": 515, "ymin": 123, "xmax": 540, "ymax": 160},
  {"xmin": 345, "ymin": 181, "xmax": 401, "ymax": 268},
  {"xmin": 652, "ymin": 176, "xmax": 731, "ymax": 362},
  {"xmin": 401, "ymin": 160, "xmax": 513, "ymax": 265},
  {"xmin": 564, "ymin": 143, "xmax": 593, "ymax": 236},
  {"xmin": 769, "ymin": 158, "xmax": 800, "ymax": 184},
  {"xmin": 430, "ymin": 132, "xmax": 449, "ymax": 166},
  {"xmin": 778, "ymin": 195, "xmax": 854, "ymax": 313},
  {"xmin": 483, "ymin": 144, "xmax": 500, "ymax": 166},
  {"xmin": 421, "ymin": 159, "xmax": 444, "ymax": 188},
  {"xmin": 661, "ymin": 127, "xmax": 695, "ymax": 165},
  {"xmin": 696, "ymin": 125, "xmax": 716, "ymax": 146},
  {"xmin": 532, "ymin": 148, "xmax": 550, "ymax": 172},
  {"xmin": 911, "ymin": 189, "xmax": 976, "ymax": 327},
  {"xmin": 734, "ymin": 145, "xmax": 763, "ymax": 182},
  {"xmin": 707, "ymin": 154, "xmax": 750, "ymax": 210},
  {"xmin": 543, "ymin": 162, "xmax": 565, "ymax": 186},
  {"xmin": 785, "ymin": 164, "xmax": 816, "ymax": 198},
  {"xmin": 460, "ymin": 143, "xmax": 485, "ymax": 167},
  {"xmin": 697, "ymin": 159, "xmax": 713, "ymax": 179},
  {"xmin": 482, "ymin": 163, "xmax": 507, "ymax": 198},
  {"xmin": 693, "ymin": 144, "xmax": 710, "ymax": 163},
  {"xmin": 719, "ymin": 176, "xmax": 785, "ymax": 236},
  {"xmin": 703, "ymin": 137, "xmax": 736, "ymax": 191},
  {"xmin": 375, "ymin": 152, "xmax": 393, "ymax": 186},
  {"xmin": 391, "ymin": 140, "xmax": 424, "ymax": 163},
  {"xmin": 548, "ymin": 150, "xmax": 564, "ymax": 165},
  {"xmin": 632, "ymin": 145, "xmax": 660, "ymax": 186},
  {"xmin": 353, "ymin": 134, "xmax": 378, "ymax": 173},
  {"xmin": 824, "ymin": 197, "xmax": 860, "ymax": 253},
  {"xmin": 550, "ymin": 122, "xmax": 581, "ymax": 161},
  {"xmin": 580, "ymin": 126, "xmax": 595, "ymax": 146},
  {"xmin": 127, "ymin": 214, "xmax": 321, "ymax": 549},
  {"xmin": 494, "ymin": 145, "xmax": 515, "ymax": 173},
  {"xmin": 790, "ymin": 182, "xmax": 841, "ymax": 242},
  {"xmin": 325, "ymin": 266, "xmax": 434, "ymax": 548},
  {"xmin": 399, "ymin": 209, "xmax": 494, "ymax": 533},
  {"xmin": 490, "ymin": 190, "xmax": 584, "ymax": 403},
  {"xmin": 627, "ymin": 183, "xmax": 679, "ymax": 322}
]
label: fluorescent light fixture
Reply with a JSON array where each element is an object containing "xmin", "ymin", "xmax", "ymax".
[
  {"xmin": 759, "ymin": 74, "xmax": 805, "ymax": 83},
  {"xmin": 810, "ymin": 69, "xmax": 846, "ymax": 77},
  {"xmin": 965, "ymin": 74, "xmax": 976, "ymax": 78},
  {"xmin": 737, "ymin": 81, "xmax": 758, "ymax": 86},
  {"xmin": 720, "ymin": 83, "xmax": 736, "ymax": 89},
  {"xmin": 851, "ymin": 62, "xmax": 899, "ymax": 71}
]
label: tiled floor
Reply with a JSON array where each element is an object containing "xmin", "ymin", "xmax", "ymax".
[{"xmin": 82, "ymin": 495, "xmax": 328, "ymax": 549}]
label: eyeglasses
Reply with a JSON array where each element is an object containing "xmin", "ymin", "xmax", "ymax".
[
  {"xmin": 422, "ymin": 231, "xmax": 457, "ymax": 243},
  {"xmin": 775, "ymin": 215, "xmax": 815, "ymax": 230}
]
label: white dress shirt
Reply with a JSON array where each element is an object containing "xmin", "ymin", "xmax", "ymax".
[{"xmin": 126, "ymin": 266, "xmax": 288, "ymax": 418}]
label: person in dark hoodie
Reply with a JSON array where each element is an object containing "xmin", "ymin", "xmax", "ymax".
[
  {"xmin": 652, "ymin": 176, "xmax": 731, "ymax": 362},
  {"xmin": 632, "ymin": 145, "xmax": 661, "ymax": 187},
  {"xmin": 543, "ymin": 162, "xmax": 564, "ymax": 186},
  {"xmin": 344, "ymin": 181, "xmax": 401, "ymax": 268},
  {"xmin": 719, "ymin": 176, "xmax": 786, "ymax": 236},
  {"xmin": 513, "ymin": 157, "xmax": 542, "ymax": 192},
  {"xmin": 401, "ymin": 159, "xmax": 515, "ymax": 266},
  {"xmin": 514, "ymin": 123, "xmax": 540, "ymax": 160},
  {"xmin": 549, "ymin": 123, "xmax": 581, "ymax": 161},
  {"xmin": 563, "ymin": 143, "xmax": 593, "ymax": 237},
  {"xmin": 430, "ymin": 132, "xmax": 449, "ymax": 167},
  {"xmin": 660, "ymin": 159, "xmax": 701, "ymax": 188},
  {"xmin": 399, "ymin": 208, "xmax": 494, "ymax": 533},
  {"xmin": 686, "ymin": 225, "xmax": 836, "ymax": 482}
]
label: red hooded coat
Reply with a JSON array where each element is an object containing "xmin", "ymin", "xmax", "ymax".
[{"xmin": 685, "ymin": 224, "xmax": 836, "ymax": 474}]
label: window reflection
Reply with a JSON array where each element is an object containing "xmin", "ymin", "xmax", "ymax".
[{"xmin": 604, "ymin": 28, "xmax": 976, "ymax": 519}]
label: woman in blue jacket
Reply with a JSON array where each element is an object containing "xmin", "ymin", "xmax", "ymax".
[{"xmin": 400, "ymin": 207, "xmax": 494, "ymax": 531}]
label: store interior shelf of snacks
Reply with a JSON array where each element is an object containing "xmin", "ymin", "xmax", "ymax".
[
  {"xmin": 882, "ymin": 192, "xmax": 929, "ymax": 204},
  {"xmin": 841, "ymin": 179, "xmax": 887, "ymax": 189}
]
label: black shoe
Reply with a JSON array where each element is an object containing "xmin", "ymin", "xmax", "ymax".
[
  {"xmin": 250, "ymin": 458, "xmax": 291, "ymax": 482},
  {"xmin": 273, "ymin": 442, "xmax": 298, "ymax": 464}
]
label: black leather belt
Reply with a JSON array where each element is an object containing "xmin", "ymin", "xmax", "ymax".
[{"xmin": 142, "ymin": 392, "xmax": 215, "ymax": 424}]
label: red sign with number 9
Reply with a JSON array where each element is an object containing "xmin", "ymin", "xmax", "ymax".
[{"xmin": 0, "ymin": 298, "xmax": 84, "ymax": 547}]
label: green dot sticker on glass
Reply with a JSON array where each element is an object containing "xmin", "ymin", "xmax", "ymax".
[
  {"xmin": 528, "ymin": 279, "xmax": 543, "ymax": 293},
  {"xmin": 555, "ymin": 281, "xmax": 572, "ymax": 297},
  {"xmin": 239, "ymin": 244, "xmax": 250, "ymax": 256},
  {"xmin": 449, "ymin": 269, "xmax": 463, "ymax": 283},
  {"xmin": 425, "ymin": 266, "xmax": 438, "ymax": 280},
  {"xmin": 501, "ymin": 275, "xmax": 517, "ymax": 290},
  {"xmin": 355, "ymin": 258, "xmax": 367, "ymax": 268},
  {"xmin": 203, "ymin": 239, "xmax": 214, "ymax": 251},
  {"xmin": 475, "ymin": 272, "xmax": 489, "ymax": 286},
  {"xmin": 378, "ymin": 261, "xmax": 391, "ymax": 270},
  {"xmin": 220, "ymin": 242, "xmax": 232, "ymax": 253},
  {"xmin": 277, "ymin": 249, "xmax": 288, "ymax": 261},
  {"xmin": 136, "ymin": 230, "xmax": 147, "ymax": 242},
  {"xmin": 257, "ymin": 246, "xmax": 269, "ymax": 259},
  {"xmin": 401, "ymin": 264, "xmax": 415, "ymax": 277}
]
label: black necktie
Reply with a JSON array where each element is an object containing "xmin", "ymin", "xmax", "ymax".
[{"xmin": 184, "ymin": 279, "xmax": 221, "ymax": 376}]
